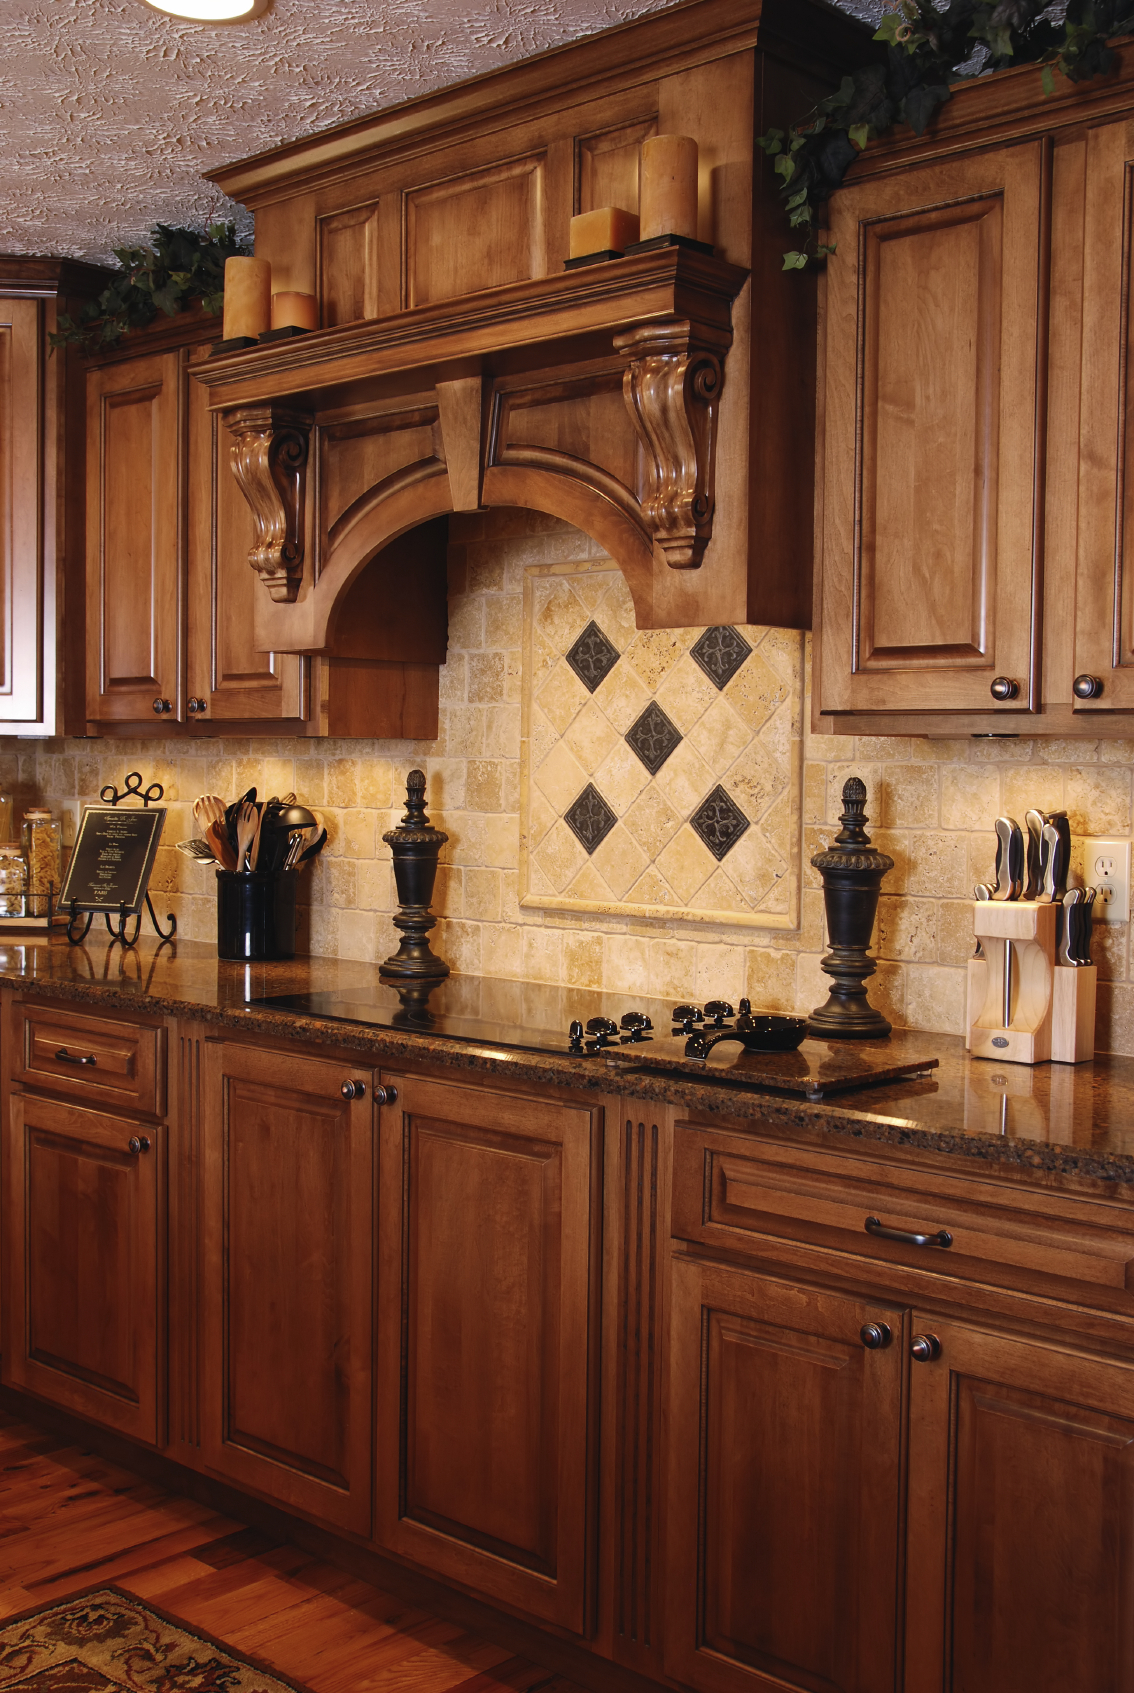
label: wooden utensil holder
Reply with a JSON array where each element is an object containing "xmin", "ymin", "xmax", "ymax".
[{"xmin": 966, "ymin": 901, "xmax": 1096, "ymax": 1064}]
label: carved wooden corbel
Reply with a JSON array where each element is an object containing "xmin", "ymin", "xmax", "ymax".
[
  {"xmin": 615, "ymin": 318, "xmax": 725, "ymax": 570},
  {"xmin": 224, "ymin": 405, "xmax": 312, "ymax": 603}
]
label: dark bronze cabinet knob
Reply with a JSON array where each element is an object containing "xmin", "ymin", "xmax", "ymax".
[
  {"xmin": 1073, "ymin": 674, "xmax": 1104, "ymax": 699},
  {"xmin": 127, "ymin": 1136, "xmax": 151, "ymax": 1155},
  {"xmin": 910, "ymin": 1333, "xmax": 942, "ymax": 1363},
  {"xmin": 152, "ymin": 697, "xmax": 172, "ymax": 714},
  {"xmin": 341, "ymin": 1079, "xmax": 367, "ymax": 1100},
  {"xmin": 187, "ymin": 696, "xmax": 208, "ymax": 714},
  {"xmin": 373, "ymin": 1084, "xmax": 398, "ymax": 1106},
  {"xmin": 990, "ymin": 677, "xmax": 1020, "ymax": 701},
  {"xmin": 860, "ymin": 1322, "xmax": 892, "ymax": 1350}
]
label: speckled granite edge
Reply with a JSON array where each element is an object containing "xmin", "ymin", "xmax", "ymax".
[{"xmin": 6, "ymin": 965, "xmax": 1134, "ymax": 1193}]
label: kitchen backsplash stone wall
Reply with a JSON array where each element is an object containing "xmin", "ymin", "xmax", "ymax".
[{"xmin": 6, "ymin": 507, "xmax": 1134, "ymax": 1053}]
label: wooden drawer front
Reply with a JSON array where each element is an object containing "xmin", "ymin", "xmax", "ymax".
[
  {"xmin": 16, "ymin": 1003, "xmax": 165, "ymax": 1115},
  {"xmin": 672, "ymin": 1125, "xmax": 1134, "ymax": 1307}
]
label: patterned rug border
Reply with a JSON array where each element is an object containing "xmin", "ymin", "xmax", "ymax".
[{"xmin": 0, "ymin": 1584, "xmax": 313, "ymax": 1693}]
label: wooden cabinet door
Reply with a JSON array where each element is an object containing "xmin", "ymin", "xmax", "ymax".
[
  {"xmin": 665, "ymin": 1257, "xmax": 905, "ymax": 1693},
  {"xmin": 85, "ymin": 350, "xmax": 182, "ymax": 724},
  {"xmin": 817, "ymin": 142, "xmax": 1047, "ymax": 717},
  {"xmin": 0, "ymin": 298, "xmax": 47, "ymax": 726},
  {"xmin": 3, "ymin": 1091, "xmax": 162, "ymax": 1444},
  {"xmin": 199, "ymin": 1042, "xmax": 374, "ymax": 1534},
  {"xmin": 376, "ymin": 1072, "xmax": 600, "ymax": 1633},
  {"xmin": 186, "ymin": 348, "xmax": 308, "ymax": 725},
  {"xmin": 906, "ymin": 1315, "xmax": 1134, "ymax": 1693},
  {"xmin": 1074, "ymin": 115, "xmax": 1134, "ymax": 713}
]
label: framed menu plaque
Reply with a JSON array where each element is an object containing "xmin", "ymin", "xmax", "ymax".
[{"xmin": 59, "ymin": 804, "xmax": 167, "ymax": 915}]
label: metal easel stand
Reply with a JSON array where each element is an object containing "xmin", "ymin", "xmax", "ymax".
[{"xmin": 65, "ymin": 772, "xmax": 178, "ymax": 949}]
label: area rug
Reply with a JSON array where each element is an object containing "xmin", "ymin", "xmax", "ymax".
[{"xmin": 0, "ymin": 1587, "xmax": 309, "ymax": 1693}]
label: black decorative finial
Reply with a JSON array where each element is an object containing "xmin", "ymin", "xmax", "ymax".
[
  {"xmin": 380, "ymin": 770, "xmax": 450, "ymax": 982},
  {"xmin": 808, "ymin": 775, "xmax": 893, "ymax": 1040}
]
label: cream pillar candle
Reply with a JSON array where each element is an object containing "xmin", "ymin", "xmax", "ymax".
[
  {"xmin": 568, "ymin": 207, "xmax": 640, "ymax": 258},
  {"xmin": 223, "ymin": 256, "xmax": 271, "ymax": 340},
  {"xmin": 271, "ymin": 290, "xmax": 318, "ymax": 331},
  {"xmin": 639, "ymin": 134, "xmax": 699, "ymax": 241}
]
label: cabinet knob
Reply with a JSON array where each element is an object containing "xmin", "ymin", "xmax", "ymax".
[
  {"xmin": 152, "ymin": 697, "xmax": 172, "ymax": 715},
  {"xmin": 860, "ymin": 1322, "xmax": 892, "ymax": 1350},
  {"xmin": 910, "ymin": 1333, "xmax": 942, "ymax": 1363},
  {"xmin": 990, "ymin": 677, "xmax": 1020, "ymax": 701},
  {"xmin": 187, "ymin": 696, "xmax": 208, "ymax": 714},
  {"xmin": 127, "ymin": 1136, "xmax": 151, "ymax": 1155},
  {"xmin": 1073, "ymin": 674, "xmax": 1104, "ymax": 699},
  {"xmin": 340, "ymin": 1079, "xmax": 367, "ymax": 1100},
  {"xmin": 374, "ymin": 1084, "xmax": 398, "ymax": 1106}
]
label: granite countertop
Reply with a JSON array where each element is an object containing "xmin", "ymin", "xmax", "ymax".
[{"xmin": 2, "ymin": 932, "xmax": 1133, "ymax": 1191}]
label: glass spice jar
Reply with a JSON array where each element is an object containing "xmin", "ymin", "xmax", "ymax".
[
  {"xmin": 22, "ymin": 809, "xmax": 61, "ymax": 918},
  {"xmin": 0, "ymin": 846, "xmax": 27, "ymax": 917}
]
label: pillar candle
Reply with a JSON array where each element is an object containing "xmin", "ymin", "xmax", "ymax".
[
  {"xmin": 639, "ymin": 135, "xmax": 699, "ymax": 242},
  {"xmin": 223, "ymin": 256, "xmax": 271, "ymax": 340},
  {"xmin": 568, "ymin": 207, "xmax": 640, "ymax": 258},
  {"xmin": 271, "ymin": 290, "xmax": 319, "ymax": 331}
]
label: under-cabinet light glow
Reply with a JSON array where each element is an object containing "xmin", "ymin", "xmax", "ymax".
[{"xmin": 141, "ymin": 0, "xmax": 269, "ymax": 21}]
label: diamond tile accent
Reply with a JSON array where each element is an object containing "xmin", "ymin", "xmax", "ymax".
[
  {"xmin": 564, "ymin": 784, "xmax": 618, "ymax": 853},
  {"xmin": 689, "ymin": 626, "xmax": 753, "ymax": 690},
  {"xmin": 690, "ymin": 785, "xmax": 750, "ymax": 860},
  {"xmin": 625, "ymin": 701, "xmax": 682, "ymax": 774},
  {"xmin": 566, "ymin": 621, "xmax": 620, "ymax": 693}
]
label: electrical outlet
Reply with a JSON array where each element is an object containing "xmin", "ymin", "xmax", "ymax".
[
  {"xmin": 58, "ymin": 801, "xmax": 79, "ymax": 850},
  {"xmin": 1084, "ymin": 837, "xmax": 1132, "ymax": 922}
]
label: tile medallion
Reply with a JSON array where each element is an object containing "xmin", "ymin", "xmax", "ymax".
[
  {"xmin": 564, "ymin": 784, "xmax": 618, "ymax": 853},
  {"xmin": 565, "ymin": 620, "xmax": 620, "ymax": 693},
  {"xmin": 625, "ymin": 701, "xmax": 682, "ymax": 774},
  {"xmin": 523, "ymin": 565, "xmax": 802, "ymax": 930},
  {"xmin": 690, "ymin": 625, "xmax": 753, "ymax": 690}
]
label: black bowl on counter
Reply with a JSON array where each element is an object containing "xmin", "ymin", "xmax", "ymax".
[{"xmin": 734, "ymin": 1011, "xmax": 809, "ymax": 1051}]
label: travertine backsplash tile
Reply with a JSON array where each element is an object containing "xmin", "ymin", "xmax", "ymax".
[{"xmin": 7, "ymin": 508, "xmax": 1134, "ymax": 1053}]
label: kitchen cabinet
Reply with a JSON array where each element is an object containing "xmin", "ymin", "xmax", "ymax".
[
  {"xmin": 813, "ymin": 49, "xmax": 1134, "ymax": 736},
  {"xmin": 375, "ymin": 1070, "xmax": 602, "ymax": 1632},
  {"xmin": 0, "ymin": 259, "xmax": 106, "ymax": 736},
  {"xmin": 3, "ymin": 1089, "xmax": 163, "ymax": 1445},
  {"xmin": 198, "ymin": 1039, "xmax": 375, "ymax": 1534}
]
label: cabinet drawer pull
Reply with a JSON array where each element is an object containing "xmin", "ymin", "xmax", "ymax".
[
  {"xmin": 341, "ymin": 1079, "xmax": 367, "ymax": 1099},
  {"xmin": 865, "ymin": 1215, "xmax": 952, "ymax": 1249},
  {"xmin": 1073, "ymin": 674, "xmax": 1104, "ymax": 699},
  {"xmin": 860, "ymin": 1322, "xmax": 892, "ymax": 1350},
  {"xmin": 374, "ymin": 1084, "xmax": 398, "ymax": 1106},
  {"xmin": 990, "ymin": 676, "xmax": 1020, "ymax": 701},
  {"xmin": 911, "ymin": 1333, "xmax": 942, "ymax": 1363},
  {"xmin": 187, "ymin": 696, "xmax": 208, "ymax": 714},
  {"xmin": 152, "ymin": 697, "xmax": 172, "ymax": 715},
  {"xmin": 127, "ymin": 1136, "xmax": 151, "ymax": 1155},
  {"xmin": 55, "ymin": 1048, "xmax": 96, "ymax": 1067}
]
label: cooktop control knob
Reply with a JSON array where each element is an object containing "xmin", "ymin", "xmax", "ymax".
[
  {"xmin": 672, "ymin": 1004, "xmax": 702, "ymax": 1034},
  {"xmin": 619, "ymin": 1012, "xmax": 654, "ymax": 1043},
  {"xmin": 586, "ymin": 1016, "xmax": 620, "ymax": 1049},
  {"xmin": 703, "ymin": 1000, "xmax": 734, "ymax": 1027},
  {"xmin": 738, "ymin": 999, "xmax": 751, "ymax": 1016},
  {"xmin": 568, "ymin": 1019, "xmax": 585, "ymax": 1052}
]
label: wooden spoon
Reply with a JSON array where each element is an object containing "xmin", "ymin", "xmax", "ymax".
[
  {"xmin": 235, "ymin": 800, "xmax": 258, "ymax": 871},
  {"xmin": 206, "ymin": 821, "xmax": 237, "ymax": 872}
]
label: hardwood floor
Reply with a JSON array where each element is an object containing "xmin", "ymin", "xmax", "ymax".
[{"xmin": 0, "ymin": 1413, "xmax": 580, "ymax": 1693}]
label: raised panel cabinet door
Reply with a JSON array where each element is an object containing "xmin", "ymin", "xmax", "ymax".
[
  {"xmin": 817, "ymin": 141, "xmax": 1048, "ymax": 716},
  {"xmin": 185, "ymin": 351, "xmax": 307, "ymax": 725},
  {"xmin": 1073, "ymin": 115, "xmax": 1134, "ymax": 713},
  {"xmin": 906, "ymin": 1316, "xmax": 1134, "ymax": 1693},
  {"xmin": 199, "ymin": 1042, "xmax": 374, "ymax": 1534},
  {"xmin": 85, "ymin": 349, "xmax": 182, "ymax": 723},
  {"xmin": 376, "ymin": 1073, "xmax": 601, "ymax": 1633},
  {"xmin": 0, "ymin": 299, "xmax": 47, "ymax": 725},
  {"xmin": 664, "ymin": 1258, "xmax": 905, "ymax": 1693},
  {"xmin": 3, "ymin": 1091, "xmax": 162, "ymax": 1444}
]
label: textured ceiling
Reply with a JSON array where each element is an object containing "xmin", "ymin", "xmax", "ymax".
[{"xmin": 1, "ymin": 0, "xmax": 880, "ymax": 266}]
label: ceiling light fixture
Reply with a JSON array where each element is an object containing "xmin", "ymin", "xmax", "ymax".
[{"xmin": 141, "ymin": 0, "xmax": 269, "ymax": 21}]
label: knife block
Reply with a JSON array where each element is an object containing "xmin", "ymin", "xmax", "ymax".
[{"xmin": 966, "ymin": 901, "xmax": 1096, "ymax": 1064}]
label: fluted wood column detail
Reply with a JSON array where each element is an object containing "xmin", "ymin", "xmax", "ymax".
[
  {"xmin": 616, "ymin": 318, "xmax": 725, "ymax": 570},
  {"xmin": 224, "ymin": 405, "xmax": 312, "ymax": 602}
]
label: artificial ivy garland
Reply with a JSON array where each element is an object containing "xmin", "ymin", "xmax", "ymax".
[
  {"xmin": 760, "ymin": 0, "xmax": 1134, "ymax": 268},
  {"xmin": 50, "ymin": 223, "xmax": 250, "ymax": 352}
]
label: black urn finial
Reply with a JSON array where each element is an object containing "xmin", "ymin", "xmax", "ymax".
[
  {"xmin": 807, "ymin": 775, "xmax": 893, "ymax": 1040},
  {"xmin": 380, "ymin": 769, "xmax": 450, "ymax": 982}
]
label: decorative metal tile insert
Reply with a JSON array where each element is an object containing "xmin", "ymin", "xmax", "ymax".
[
  {"xmin": 566, "ymin": 621, "xmax": 620, "ymax": 693},
  {"xmin": 625, "ymin": 701, "xmax": 682, "ymax": 774},
  {"xmin": 690, "ymin": 626, "xmax": 752, "ymax": 690},
  {"xmin": 564, "ymin": 784, "xmax": 618, "ymax": 853},
  {"xmin": 691, "ymin": 785, "xmax": 750, "ymax": 860}
]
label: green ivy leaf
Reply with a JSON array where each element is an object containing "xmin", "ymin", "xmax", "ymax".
[
  {"xmin": 848, "ymin": 122, "xmax": 870, "ymax": 150},
  {"xmin": 782, "ymin": 250, "xmax": 809, "ymax": 270},
  {"xmin": 756, "ymin": 128, "xmax": 784, "ymax": 154}
]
